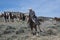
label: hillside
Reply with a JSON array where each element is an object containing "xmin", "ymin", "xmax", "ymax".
[{"xmin": 0, "ymin": 18, "xmax": 60, "ymax": 40}]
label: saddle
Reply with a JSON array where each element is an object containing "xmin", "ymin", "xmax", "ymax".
[{"xmin": 32, "ymin": 18, "xmax": 40, "ymax": 25}]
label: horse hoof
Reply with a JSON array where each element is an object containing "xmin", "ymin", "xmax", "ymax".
[
  {"xmin": 40, "ymin": 30, "xmax": 42, "ymax": 32},
  {"xmin": 33, "ymin": 32, "xmax": 36, "ymax": 35}
]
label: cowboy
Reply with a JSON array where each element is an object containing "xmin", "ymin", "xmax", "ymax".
[{"xmin": 29, "ymin": 8, "xmax": 40, "ymax": 25}]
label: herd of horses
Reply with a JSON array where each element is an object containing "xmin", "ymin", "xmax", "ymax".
[{"xmin": 0, "ymin": 12, "xmax": 26, "ymax": 22}]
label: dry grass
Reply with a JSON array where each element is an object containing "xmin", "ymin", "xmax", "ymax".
[{"xmin": 0, "ymin": 19, "xmax": 60, "ymax": 40}]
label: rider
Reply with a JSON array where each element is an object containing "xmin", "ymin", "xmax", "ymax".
[{"xmin": 29, "ymin": 8, "xmax": 40, "ymax": 25}]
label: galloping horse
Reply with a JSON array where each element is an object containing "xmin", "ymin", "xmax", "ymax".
[{"xmin": 27, "ymin": 16, "xmax": 42, "ymax": 35}]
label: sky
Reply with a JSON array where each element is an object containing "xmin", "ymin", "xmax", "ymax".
[{"xmin": 0, "ymin": 0, "xmax": 60, "ymax": 17}]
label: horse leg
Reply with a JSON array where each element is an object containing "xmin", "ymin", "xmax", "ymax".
[
  {"xmin": 37, "ymin": 25, "xmax": 42, "ymax": 32},
  {"xmin": 30, "ymin": 25, "xmax": 33, "ymax": 33},
  {"xmin": 34, "ymin": 25, "xmax": 37, "ymax": 33},
  {"xmin": 34, "ymin": 25, "xmax": 37, "ymax": 35}
]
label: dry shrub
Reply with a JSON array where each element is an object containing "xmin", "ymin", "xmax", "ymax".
[
  {"xmin": 6, "ymin": 26, "xmax": 16, "ymax": 30},
  {"xmin": 16, "ymin": 28, "xmax": 25, "ymax": 34},
  {"xmin": 46, "ymin": 28, "xmax": 57, "ymax": 35}
]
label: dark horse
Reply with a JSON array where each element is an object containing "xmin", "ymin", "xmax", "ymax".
[{"xmin": 27, "ymin": 17, "xmax": 42, "ymax": 35}]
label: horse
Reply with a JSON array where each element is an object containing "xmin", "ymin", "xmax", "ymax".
[
  {"xmin": 2, "ymin": 13, "xmax": 9, "ymax": 22},
  {"xmin": 54, "ymin": 17, "xmax": 60, "ymax": 25},
  {"xmin": 0, "ymin": 14, "xmax": 4, "ymax": 18},
  {"xmin": 9, "ymin": 12, "xmax": 15, "ymax": 22},
  {"xmin": 27, "ymin": 16, "xmax": 42, "ymax": 35},
  {"xmin": 54, "ymin": 17, "xmax": 60, "ymax": 21}
]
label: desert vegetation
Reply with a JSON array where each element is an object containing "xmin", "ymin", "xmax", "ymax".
[{"xmin": 0, "ymin": 17, "xmax": 60, "ymax": 40}]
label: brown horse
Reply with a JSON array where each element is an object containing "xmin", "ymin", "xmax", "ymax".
[
  {"xmin": 27, "ymin": 17, "xmax": 42, "ymax": 35},
  {"xmin": 0, "ymin": 14, "xmax": 4, "ymax": 17},
  {"xmin": 54, "ymin": 17, "xmax": 60, "ymax": 21}
]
